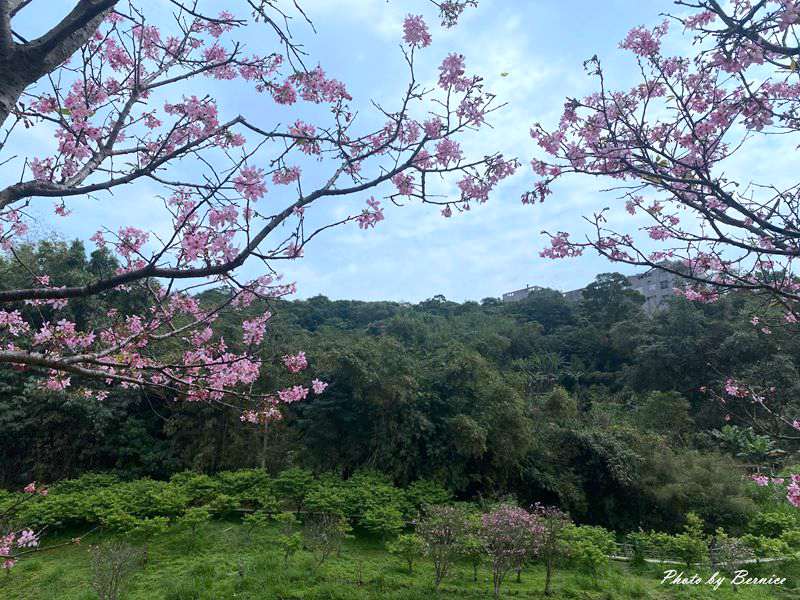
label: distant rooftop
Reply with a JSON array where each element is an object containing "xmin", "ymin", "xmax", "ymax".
[
  {"xmin": 502, "ymin": 263, "xmax": 689, "ymax": 314},
  {"xmin": 501, "ymin": 285, "xmax": 545, "ymax": 303}
]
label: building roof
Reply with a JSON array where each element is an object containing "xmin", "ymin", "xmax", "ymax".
[{"xmin": 502, "ymin": 263, "xmax": 689, "ymax": 313}]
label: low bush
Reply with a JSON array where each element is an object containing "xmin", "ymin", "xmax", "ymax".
[
  {"xmin": 89, "ymin": 540, "xmax": 143, "ymax": 600},
  {"xmin": 386, "ymin": 533, "xmax": 424, "ymax": 574}
]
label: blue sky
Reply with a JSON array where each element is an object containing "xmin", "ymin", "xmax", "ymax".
[
  {"xmin": 13, "ymin": 0, "xmax": 761, "ymax": 302},
  {"xmin": 266, "ymin": 0, "xmax": 676, "ymax": 301}
]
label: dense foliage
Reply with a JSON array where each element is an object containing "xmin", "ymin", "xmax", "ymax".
[{"xmin": 4, "ymin": 242, "xmax": 800, "ymax": 535}]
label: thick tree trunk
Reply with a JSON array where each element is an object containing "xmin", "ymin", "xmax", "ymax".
[
  {"xmin": 0, "ymin": 75, "xmax": 20, "ymax": 125},
  {"xmin": 0, "ymin": 0, "xmax": 116, "ymax": 128},
  {"xmin": 1, "ymin": 63, "xmax": 26, "ymax": 125}
]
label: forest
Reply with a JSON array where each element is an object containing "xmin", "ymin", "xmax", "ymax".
[
  {"xmin": 3, "ymin": 241, "xmax": 800, "ymax": 598},
  {"xmin": 2, "ymin": 240, "xmax": 797, "ymax": 534}
]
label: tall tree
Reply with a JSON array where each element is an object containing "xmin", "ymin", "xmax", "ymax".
[{"xmin": 579, "ymin": 273, "xmax": 644, "ymax": 325}]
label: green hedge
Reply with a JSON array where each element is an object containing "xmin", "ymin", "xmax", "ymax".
[{"xmin": 5, "ymin": 468, "xmax": 451, "ymax": 535}]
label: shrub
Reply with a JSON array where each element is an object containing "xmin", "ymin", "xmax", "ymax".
[
  {"xmin": 639, "ymin": 513, "xmax": 708, "ymax": 567},
  {"xmin": 214, "ymin": 470, "xmax": 271, "ymax": 498},
  {"xmin": 740, "ymin": 534, "xmax": 791, "ymax": 559},
  {"xmin": 569, "ymin": 539, "xmax": 608, "ymax": 585},
  {"xmin": 168, "ymin": 473, "xmax": 220, "ymax": 505},
  {"xmin": 242, "ymin": 510, "xmax": 271, "ymax": 536},
  {"xmin": 361, "ymin": 504, "xmax": 405, "ymax": 539},
  {"xmin": 206, "ymin": 493, "xmax": 239, "ymax": 517},
  {"xmin": 670, "ymin": 513, "xmax": 709, "ymax": 567},
  {"xmin": 625, "ymin": 531, "xmax": 649, "ymax": 569},
  {"xmin": 92, "ymin": 480, "xmax": 185, "ymax": 520},
  {"xmin": 275, "ymin": 512, "xmax": 303, "ymax": 567},
  {"xmin": 564, "ymin": 525, "xmax": 616, "ymax": 554},
  {"xmin": 129, "ymin": 516, "xmax": 170, "ymax": 541},
  {"xmin": 177, "ymin": 507, "xmax": 211, "ymax": 537},
  {"xmin": 17, "ymin": 491, "xmax": 93, "ymax": 529},
  {"xmin": 748, "ymin": 511, "xmax": 799, "ymax": 538},
  {"xmin": 386, "ymin": 533, "xmax": 424, "ymax": 574},
  {"xmin": 272, "ymin": 468, "xmax": 314, "ymax": 511},
  {"xmin": 780, "ymin": 528, "xmax": 800, "ymax": 550},
  {"xmin": 404, "ymin": 480, "xmax": 452, "ymax": 513},
  {"xmin": 416, "ymin": 504, "xmax": 469, "ymax": 589},
  {"xmin": 344, "ymin": 470, "xmax": 408, "ymax": 521},
  {"xmin": 564, "ymin": 525, "xmax": 614, "ymax": 584},
  {"xmin": 304, "ymin": 481, "xmax": 349, "ymax": 517},
  {"xmin": 89, "ymin": 541, "xmax": 143, "ymax": 600},
  {"xmin": 648, "ymin": 531, "xmax": 707, "ymax": 567},
  {"xmin": 255, "ymin": 491, "xmax": 280, "ymax": 514},
  {"xmin": 302, "ymin": 512, "xmax": 352, "ymax": 566},
  {"xmin": 99, "ymin": 510, "xmax": 141, "ymax": 534}
]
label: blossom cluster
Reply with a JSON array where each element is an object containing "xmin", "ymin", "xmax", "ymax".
[
  {"xmin": 480, "ymin": 504, "xmax": 545, "ymax": 560},
  {"xmin": 1, "ymin": 482, "xmax": 46, "ymax": 569},
  {"xmin": 1, "ymin": 529, "xmax": 39, "ymax": 569},
  {"xmin": 750, "ymin": 473, "xmax": 800, "ymax": 508}
]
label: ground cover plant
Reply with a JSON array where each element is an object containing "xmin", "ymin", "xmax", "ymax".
[{"xmin": 1, "ymin": 468, "xmax": 799, "ymax": 598}]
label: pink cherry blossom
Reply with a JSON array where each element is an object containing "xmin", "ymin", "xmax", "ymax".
[
  {"xmin": 242, "ymin": 313, "xmax": 272, "ymax": 346},
  {"xmin": 438, "ymin": 53, "xmax": 467, "ymax": 89},
  {"xmin": 277, "ymin": 385, "xmax": 308, "ymax": 403},
  {"xmin": 0, "ymin": 311, "xmax": 30, "ymax": 336},
  {"xmin": 403, "ymin": 15, "xmax": 432, "ymax": 48},
  {"xmin": 619, "ymin": 20, "xmax": 669, "ymax": 56},
  {"xmin": 272, "ymin": 166, "xmax": 301, "ymax": 185},
  {"xmin": 282, "ymin": 351, "xmax": 308, "ymax": 373},
  {"xmin": 788, "ymin": 475, "xmax": 800, "ymax": 508},
  {"xmin": 392, "ymin": 173, "xmax": 415, "ymax": 196},
  {"xmin": 233, "ymin": 166, "xmax": 267, "ymax": 201},
  {"xmin": 435, "ymin": 138, "xmax": 462, "ymax": 167},
  {"xmin": 356, "ymin": 197, "xmax": 385, "ymax": 229}
]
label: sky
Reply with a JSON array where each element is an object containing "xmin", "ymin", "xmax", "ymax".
[{"xmin": 11, "ymin": 0, "xmax": 781, "ymax": 303}]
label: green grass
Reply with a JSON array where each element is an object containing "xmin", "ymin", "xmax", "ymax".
[{"xmin": 3, "ymin": 522, "xmax": 799, "ymax": 600}]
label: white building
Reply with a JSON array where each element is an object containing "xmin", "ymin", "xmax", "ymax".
[
  {"xmin": 624, "ymin": 268, "xmax": 682, "ymax": 313},
  {"xmin": 501, "ymin": 285, "xmax": 544, "ymax": 303},
  {"xmin": 502, "ymin": 265, "xmax": 686, "ymax": 314}
]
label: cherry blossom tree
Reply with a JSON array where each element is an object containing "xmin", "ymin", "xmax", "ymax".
[
  {"xmin": 479, "ymin": 504, "xmax": 544, "ymax": 599},
  {"xmin": 415, "ymin": 504, "xmax": 469, "ymax": 589},
  {"xmin": 528, "ymin": 0, "xmax": 800, "ymax": 507},
  {"xmin": 0, "ymin": 0, "xmax": 515, "ymax": 567},
  {"xmin": 532, "ymin": 1, "xmax": 800, "ymax": 314}
]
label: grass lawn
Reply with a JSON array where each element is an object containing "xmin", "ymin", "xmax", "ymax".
[{"xmin": 2, "ymin": 522, "xmax": 799, "ymax": 599}]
